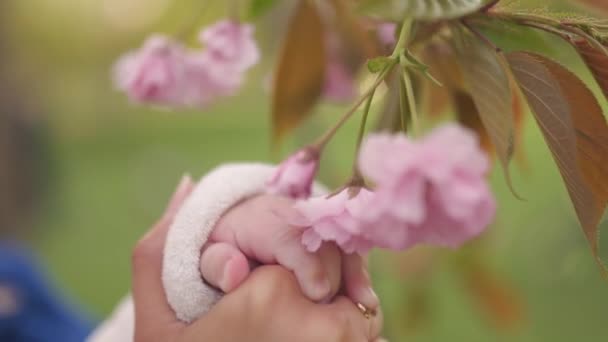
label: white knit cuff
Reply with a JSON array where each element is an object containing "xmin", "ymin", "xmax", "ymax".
[{"xmin": 162, "ymin": 163, "xmax": 327, "ymax": 323}]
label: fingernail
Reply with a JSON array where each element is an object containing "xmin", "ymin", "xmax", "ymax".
[
  {"xmin": 169, "ymin": 174, "xmax": 192, "ymax": 205},
  {"xmin": 166, "ymin": 174, "xmax": 193, "ymax": 216},
  {"xmin": 358, "ymin": 286, "xmax": 379, "ymax": 309},
  {"xmin": 218, "ymin": 261, "xmax": 231, "ymax": 292},
  {"xmin": 314, "ymin": 277, "xmax": 332, "ymax": 302},
  {"xmin": 175, "ymin": 173, "xmax": 192, "ymax": 196}
]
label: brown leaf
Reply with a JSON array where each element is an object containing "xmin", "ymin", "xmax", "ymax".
[
  {"xmin": 452, "ymin": 91, "xmax": 495, "ymax": 156},
  {"xmin": 574, "ymin": 0, "xmax": 608, "ymax": 13},
  {"xmin": 507, "ymin": 51, "xmax": 608, "ymax": 263},
  {"xmin": 420, "ymin": 78, "xmax": 451, "ymax": 119},
  {"xmin": 454, "ymin": 33, "xmax": 519, "ymax": 197},
  {"xmin": 418, "ymin": 42, "xmax": 460, "ymax": 120},
  {"xmin": 422, "ymin": 42, "xmax": 466, "ymax": 91},
  {"xmin": 461, "ymin": 261, "xmax": 525, "ymax": 331},
  {"xmin": 510, "ymin": 73, "xmax": 529, "ymax": 171},
  {"xmin": 272, "ymin": 0, "xmax": 326, "ymax": 142},
  {"xmin": 574, "ymin": 39, "xmax": 608, "ymax": 102},
  {"xmin": 328, "ymin": 0, "xmax": 380, "ymax": 72}
]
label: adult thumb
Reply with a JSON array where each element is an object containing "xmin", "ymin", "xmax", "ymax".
[{"xmin": 132, "ymin": 175, "xmax": 194, "ymax": 340}]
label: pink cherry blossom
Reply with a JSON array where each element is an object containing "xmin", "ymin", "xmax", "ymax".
[
  {"xmin": 358, "ymin": 123, "xmax": 496, "ymax": 249},
  {"xmin": 291, "ymin": 187, "xmax": 422, "ymax": 254},
  {"xmin": 114, "ymin": 20, "xmax": 260, "ymax": 108},
  {"xmin": 199, "ymin": 20, "xmax": 260, "ymax": 72},
  {"xmin": 321, "ymin": 33, "xmax": 357, "ymax": 103},
  {"xmin": 181, "ymin": 51, "xmax": 243, "ymax": 103},
  {"xmin": 290, "ymin": 188, "xmax": 377, "ymax": 254},
  {"xmin": 320, "ymin": 21, "xmax": 397, "ymax": 103},
  {"xmin": 267, "ymin": 149, "xmax": 319, "ymax": 199},
  {"xmin": 113, "ymin": 35, "xmax": 188, "ymax": 106},
  {"xmin": 323, "ymin": 59, "xmax": 358, "ymax": 103}
]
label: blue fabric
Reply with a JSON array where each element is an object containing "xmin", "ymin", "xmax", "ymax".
[{"xmin": 0, "ymin": 242, "xmax": 92, "ymax": 342}]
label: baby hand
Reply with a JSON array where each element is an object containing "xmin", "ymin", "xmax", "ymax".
[{"xmin": 199, "ymin": 195, "xmax": 379, "ymax": 309}]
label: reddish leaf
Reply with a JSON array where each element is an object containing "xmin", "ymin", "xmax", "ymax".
[
  {"xmin": 507, "ymin": 52, "xmax": 608, "ymax": 264},
  {"xmin": 574, "ymin": 0, "xmax": 608, "ymax": 13},
  {"xmin": 452, "ymin": 91, "xmax": 495, "ymax": 156},
  {"xmin": 454, "ymin": 33, "xmax": 519, "ymax": 196},
  {"xmin": 422, "ymin": 42, "xmax": 466, "ymax": 91},
  {"xmin": 574, "ymin": 38, "xmax": 608, "ymax": 102},
  {"xmin": 510, "ymin": 73, "xmax": 529, "ymax": 170},
  {"xmin": 272, "ymin": 0, "xmax": 326, "ymax": 142},
  {"xmin": 329, "ymin": 0, "xmax": 381, "ymax": 72},
  {"xmin": 421, "ymin": 78, "xmax": 451, "ymax": 119},
  {"xmin": 461, "ymin": 261, "xmax": 525, "ymax": 331}
]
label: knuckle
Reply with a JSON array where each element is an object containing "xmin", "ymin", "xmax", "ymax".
[
  {"xmin": 245, "ymin": 267, "xmax": 292, "ymax": 308},
  {"xmin": 323, "ymin": 312, "xmax": 351, "ymax": 341}
]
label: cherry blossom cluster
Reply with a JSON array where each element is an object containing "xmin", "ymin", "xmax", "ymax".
[
  {"xmin": 269, "ymin": 124, "xmax": 496, "ymax": 254},
  {"xmin": 113, "ymin": 20, "xmax": 259, "ymax": 108}
]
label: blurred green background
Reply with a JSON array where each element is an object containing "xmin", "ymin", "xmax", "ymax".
[{"xmin": 2, "ymin": 0, "xmax": 608, "ymax": 341}]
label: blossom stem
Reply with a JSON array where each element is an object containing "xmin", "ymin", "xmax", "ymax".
[
  {"xmin": 176, "ymin": 2, "xmax": 214, "ymax": 40},
  {"xmin": 391, "ymin": 18, "xmax": 413, "ymax": 59},
  {"xmin": 402, "ymin": 69, "xmax": 419, "ymax": 136},
  {"xmin": 346, "ymin": 18, "xmax": 415, "ymax": 182},
  {"xmin": 350, "ymin": 87, "xmax": 377, "ymax": 176},
  {"xmin": 311, "ymin": 65, "xmax": 394, "ymax": 152}
]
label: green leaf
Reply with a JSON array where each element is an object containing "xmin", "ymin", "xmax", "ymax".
[
  {"xmin": 360, "ymin": 0, "xmax": 485, "ymax": 21},
  {"xmin": 249, "ymin": 0, "xmax": 278, "ymax": 18},
  {"xmin": 368, "ymin": 56, "xmax": 393, "ymax": 73},
  {"xmin": 453, "ymin": 30, "xmax": 520, "ymax": 198},
  {"xmin": 272, "ymin": 0, "xmax": 326, "ymax": 142},
  {"xmin": 506, "ymin": 51, "xmax": 608, "ymax": 268}
]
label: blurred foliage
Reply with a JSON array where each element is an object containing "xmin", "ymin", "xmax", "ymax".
[{"xmin": 2, "ymin": 0, "xmax": 608, "ymax": 341}]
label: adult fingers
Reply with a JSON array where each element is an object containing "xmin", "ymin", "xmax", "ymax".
[
  {"xmin": 342, "ymin": 252, "xmax": 379, "ymax": 311},
  {"xmin": 186, "ymin": 266, "xmax": 307, "ymax": 341},
  {"xmin": 199, "ymin": 242, "xmax": 250, "ymax": 293},
  {"xmin": 132, "ymin": 175, "xmax": 194, "ymax": 337},
  {"xmin": 327, "ymin": 296, "xmax": 384, "ymax": 342}
]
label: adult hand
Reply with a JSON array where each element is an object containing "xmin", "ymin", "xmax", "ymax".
[
  {"xmin": 131, "ymin": 175, "xmax": 384, "ymax": 341},
  {"xmin": 201, "ymin": 194, "xmax": 380, "ymax": 310}
]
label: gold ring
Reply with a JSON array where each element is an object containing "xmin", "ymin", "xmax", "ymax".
[{"xmin": 356, "ymin": 302, "xmax": 376, "ymax": 319}]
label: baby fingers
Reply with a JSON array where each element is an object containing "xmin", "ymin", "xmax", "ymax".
[{"xmin": 200, "ymin": 242, "xmax": 250, "ymax": 293}]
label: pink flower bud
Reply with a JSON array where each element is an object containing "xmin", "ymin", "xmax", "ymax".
[{"xmin": 267, "ymin": 149, "xmax": 319, "ymax": 199}]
